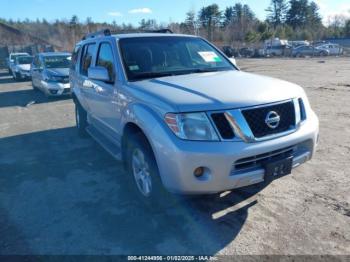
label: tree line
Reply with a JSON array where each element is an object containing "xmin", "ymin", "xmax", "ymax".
[{"xmin": 1, "ymin": 0, "xmax": 349, "ymax": 50}]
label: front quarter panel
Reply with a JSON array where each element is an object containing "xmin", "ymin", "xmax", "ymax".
[{"xmin": 120, "ymin": 101, "xmax": 181, "ymax": 185}]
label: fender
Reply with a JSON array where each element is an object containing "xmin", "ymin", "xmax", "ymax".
[{"xmin": 120, "ymin": 102, "xmax": 180, "ymax": 186}]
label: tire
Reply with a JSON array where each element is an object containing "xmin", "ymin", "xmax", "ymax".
[
  {"xmin": 75, "ymin": 101, "xmax": 88, "ymax": 137},
  {"xmin": 32, "ymin": 80, "xmax": 38, "ymax": 90},
  {"xmin": 320, "ymin": 51, "xmax": 328, "ymax": 57},
  {"xmin": 14, "ymin": 72, "xmax": 21, "ymax": 81},
  {"xmin": 125, "ymin": 133, "xmax": 171, "ymax": 207}
]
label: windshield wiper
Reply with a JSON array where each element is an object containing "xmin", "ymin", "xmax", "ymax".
[
  {"xmin": 130, "ymin": 68, "xmax": 232, "ymax": 81},
  {"xmin": 189, "ymin": 67, "xmax": 231, "ymax": 73},
  {"xmin": 131, "ymin": 71, "xmax": 176, "ymax": 81}
]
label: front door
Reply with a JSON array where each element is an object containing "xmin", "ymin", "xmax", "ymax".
[{"xmin": 87, "ymin": 42, "xmax": 120, "ymax": 140}]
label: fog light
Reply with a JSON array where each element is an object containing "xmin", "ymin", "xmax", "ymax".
[{"xmin": 194, "ymin": 167, "xmax": 205, "ymax": 178}]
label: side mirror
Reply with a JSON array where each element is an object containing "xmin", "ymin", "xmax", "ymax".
[
  {"xmin": 229, "ymin": 57, "xmax": 237, "ymax": 66},
  {"xmin": 88, "ymin": 66, "xmax": 111, "ymax": 83}
]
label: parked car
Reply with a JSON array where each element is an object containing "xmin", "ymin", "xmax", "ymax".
[
  {"xmin": 221, "ymin": 46, "xmax": 240, "ymax": 58},
  {"xmin": 265, "ymin": 45, "xmax": 292, "ymax": 57},
  {"xmin": 239, "ymin": 47, "xmax": 255, "ymax": 58},
  {"xmin": 291, "ymin": 45, "xmax": 329, "ymax": 57},
  {"xmin": 289, "ymin": 41, "xmax": 310, "ymax": 48},
  {"xmin": 71, "ymin": 29, "xmax": 319, "ymax": 204},
  {"xmin": 31, "ymin": 52, "xmax": 71, "ymax": 97},
  {"xmin": 11, "ymin": 56, "xmax": 33, "ymax": 81},
  {"xmin": 316, "ymin": 44, "xmax": 343, "ymax": 56},
  {"xmin": 7, "ymin": 52, "xmax": 30, "ymax": 75}
]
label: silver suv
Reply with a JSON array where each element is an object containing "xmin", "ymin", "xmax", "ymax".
[{"xmin": 70, "ymin": 29, "xmax": 319, "ymax": 203}]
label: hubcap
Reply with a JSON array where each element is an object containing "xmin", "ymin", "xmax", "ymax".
[{"xmin": 132, "ymin": 148, "xmax": 152, "ymax": 197}]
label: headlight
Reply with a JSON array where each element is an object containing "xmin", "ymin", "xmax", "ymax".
[
  {"xmin": 165, "ymin": 113, "xmax": 219, "ymax": 141},
  {"xmin": 45, "ymin": 75, "xmax": 61, "ymax": 82}
]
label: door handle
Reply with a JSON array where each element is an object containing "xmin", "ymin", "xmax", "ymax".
[
  {"xmin": 83, "ymin": 79, "xmax": 94, "ymax": 89},
  {"xmin": 94, "ymin": 85, "xmax": 103, "ymax": 93}
]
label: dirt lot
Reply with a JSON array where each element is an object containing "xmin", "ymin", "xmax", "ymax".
[{"xmin": 0, "ymin": 57, "xmax": 349, "ymax": 255}]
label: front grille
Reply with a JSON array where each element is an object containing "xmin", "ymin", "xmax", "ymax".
[
  {"xmin": 242, "ymin": 101, "xmax": 295, "ymax": 138},
  {"xmin": 234, "ymin": 145, "xmax": 296, "ymax": 173},
  {"xmin": 58, "ymin": 77, "xmax": 69, "ymax": 84},
  {"xmin": 211, "ymin": 113, "xmax": 235, "ymax": 139}
]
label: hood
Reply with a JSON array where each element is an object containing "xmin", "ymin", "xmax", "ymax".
[
  {"xmin": 45, "ymin": 68, "xmax": 69, "ymax": 76},
  {"xmin": 17, "ymin": 64, "xmax": 31, "ymax": 71},
  {"xmin": 131, "ymin": 70, "xmax": 304, "ymax": 112}
]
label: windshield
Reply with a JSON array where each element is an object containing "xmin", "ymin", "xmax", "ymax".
[
  {"xmin": 43, "ymin": 55, "xmax": 71, "ymax": 68},
  {"xmin": 17, "ymin": 56, "xmax": 33, "ymax": 65},
  {"xmin": 11, "ymin": 54, "xmax": 29, "ymax": 61},
  {"xmin": 119, "ymin": 36, "xmax": 236, "ymax": 81}
]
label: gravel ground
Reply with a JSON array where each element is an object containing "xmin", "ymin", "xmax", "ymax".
[{"xmin": 0, "ymin": 57, "xmax": 349, "ymax": 255}]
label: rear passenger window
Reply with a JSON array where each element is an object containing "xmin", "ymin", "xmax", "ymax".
[
  {"xmin": 80, "ymin": 43, "xmax": 96, "ymax": 76},
  {"xmin": 96, "ymin": 43, "xmax": 115, "ymax": 82},
  {"xmin": 71, "ymin": 45, "xmax": 81, "ymax": 71}
]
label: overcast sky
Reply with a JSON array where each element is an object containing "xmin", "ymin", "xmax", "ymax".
[{"xmin": 1, "ymin": 0, "xmax": 349, "ymax": 25}]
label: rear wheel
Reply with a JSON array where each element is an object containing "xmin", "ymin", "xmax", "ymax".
[
  {"xmin": 75, "ymin": 101, "xmax": 88, "ymax": 137},
  {"xmin": 126, "ymin": 133, "xmax": 171, "ymax": 207}
]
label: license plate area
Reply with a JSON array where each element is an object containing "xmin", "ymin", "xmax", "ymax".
[{"xmin": 264, "ymin": 156, "xmax": 293, "ymax": 181}]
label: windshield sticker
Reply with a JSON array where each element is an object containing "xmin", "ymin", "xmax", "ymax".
[
  {"xmin": 129, "ymin": 65, "xmax": 139, "ymax": 71},
  {"xmin": 198, "ymin": 51, "xmax": 222, "ymax": 62}
]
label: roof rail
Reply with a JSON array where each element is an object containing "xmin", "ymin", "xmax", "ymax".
[
  {"xmin": 147, "ymin": 29, "xmax": 173, "ymax": 34},
  {"xmin": 82, "ymin": 29, "xmax": 111, "ymax": 40},
  {"xmin": 81, "ymin": 28, "xmax": 173, "ymax": 40}
]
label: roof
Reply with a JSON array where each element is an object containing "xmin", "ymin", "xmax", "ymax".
[
  {"xmin": 39, "ymin": 52, "xmax": 71, "ymax": 57},
  {"xmin": 10, "ymin": 52, "xmax": 30, "ymax": 55},
  {"xmin": 112, "ymin": 33, "xmax": 198, "ymax": 39},
  {"xmin": 77, "ymin": 33, "xmax": 198, "ymax": 45}
]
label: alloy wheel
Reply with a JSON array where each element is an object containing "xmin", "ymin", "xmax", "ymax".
[{"xmin": 131, "ymin": 148, "xmax": 152, "ymax": 197}]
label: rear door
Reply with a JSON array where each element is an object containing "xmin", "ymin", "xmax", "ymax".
[{"xmin": 78, "ymin": 43, "xmax": 97, "ymax": 114}]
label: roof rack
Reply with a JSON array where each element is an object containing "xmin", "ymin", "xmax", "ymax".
[
  {"xmin": 82, "ymin": 28, "xmax": 173, "ymax": 40},
  {"xmin": 147, "ymin": 29, "xmax": 173, "ymax": 34},
  {"xmin": 82, "ymin": 29, "xmax": 111, "ymax": 40}
]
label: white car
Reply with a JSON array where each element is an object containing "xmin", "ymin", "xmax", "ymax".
[
  {"xmin": 316, "ymin": 44, "xmax": 343, "ymax": 56},
  {"xmin": 7, "ymin": 52, "xmax": 30, "ymax": 74},
  {"xmin": 12, "ymin": 56, "xmax": 33, "ymax": 81},
  {"xmin": 31, "ymin": 52, "xmax": 71, "ymax": 96}
]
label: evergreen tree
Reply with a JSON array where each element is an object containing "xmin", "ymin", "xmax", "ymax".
[
  {"xmin": 266, "ymin": 0, "xmax": 289, "ymax": 28},
  {"xmin": 198, "ymin": 4, "xmax": 222, "ymax": 41}
]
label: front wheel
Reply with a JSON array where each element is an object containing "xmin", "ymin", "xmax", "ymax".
[
  {"xmin": 75, "ymin": 101, "xmax": 88, "ymax": 137},
  {"xmin": 126, "ymin": 133, "xmax": 170, "ymax": 206},
  {"xmin": 32, "ymin": 79, "xmax": 38, "ymax": 90},
  {"xmin": 14, "ymin": 72, "xmax": 21, "ymax": 81}
]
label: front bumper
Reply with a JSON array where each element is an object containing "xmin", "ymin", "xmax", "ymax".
[
  {"xmin": 41, "ymin": 81, "xmax": 71, "ymax": 96},
  {"xmin": 19, "ymin": 71, "xmax": 31, "ymax": 79},
  {"xmin": 150, "ymin": 110, "xmax": 319, "ymax": 194}
]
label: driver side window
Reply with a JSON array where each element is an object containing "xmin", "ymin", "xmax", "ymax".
[
  {"xmin": 80, "ymin": 43, "xmax": 96, "ymax": 76},
  {"xmin": 96, "ymin": 42, "xmax": 115, "ymax": 82}
]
